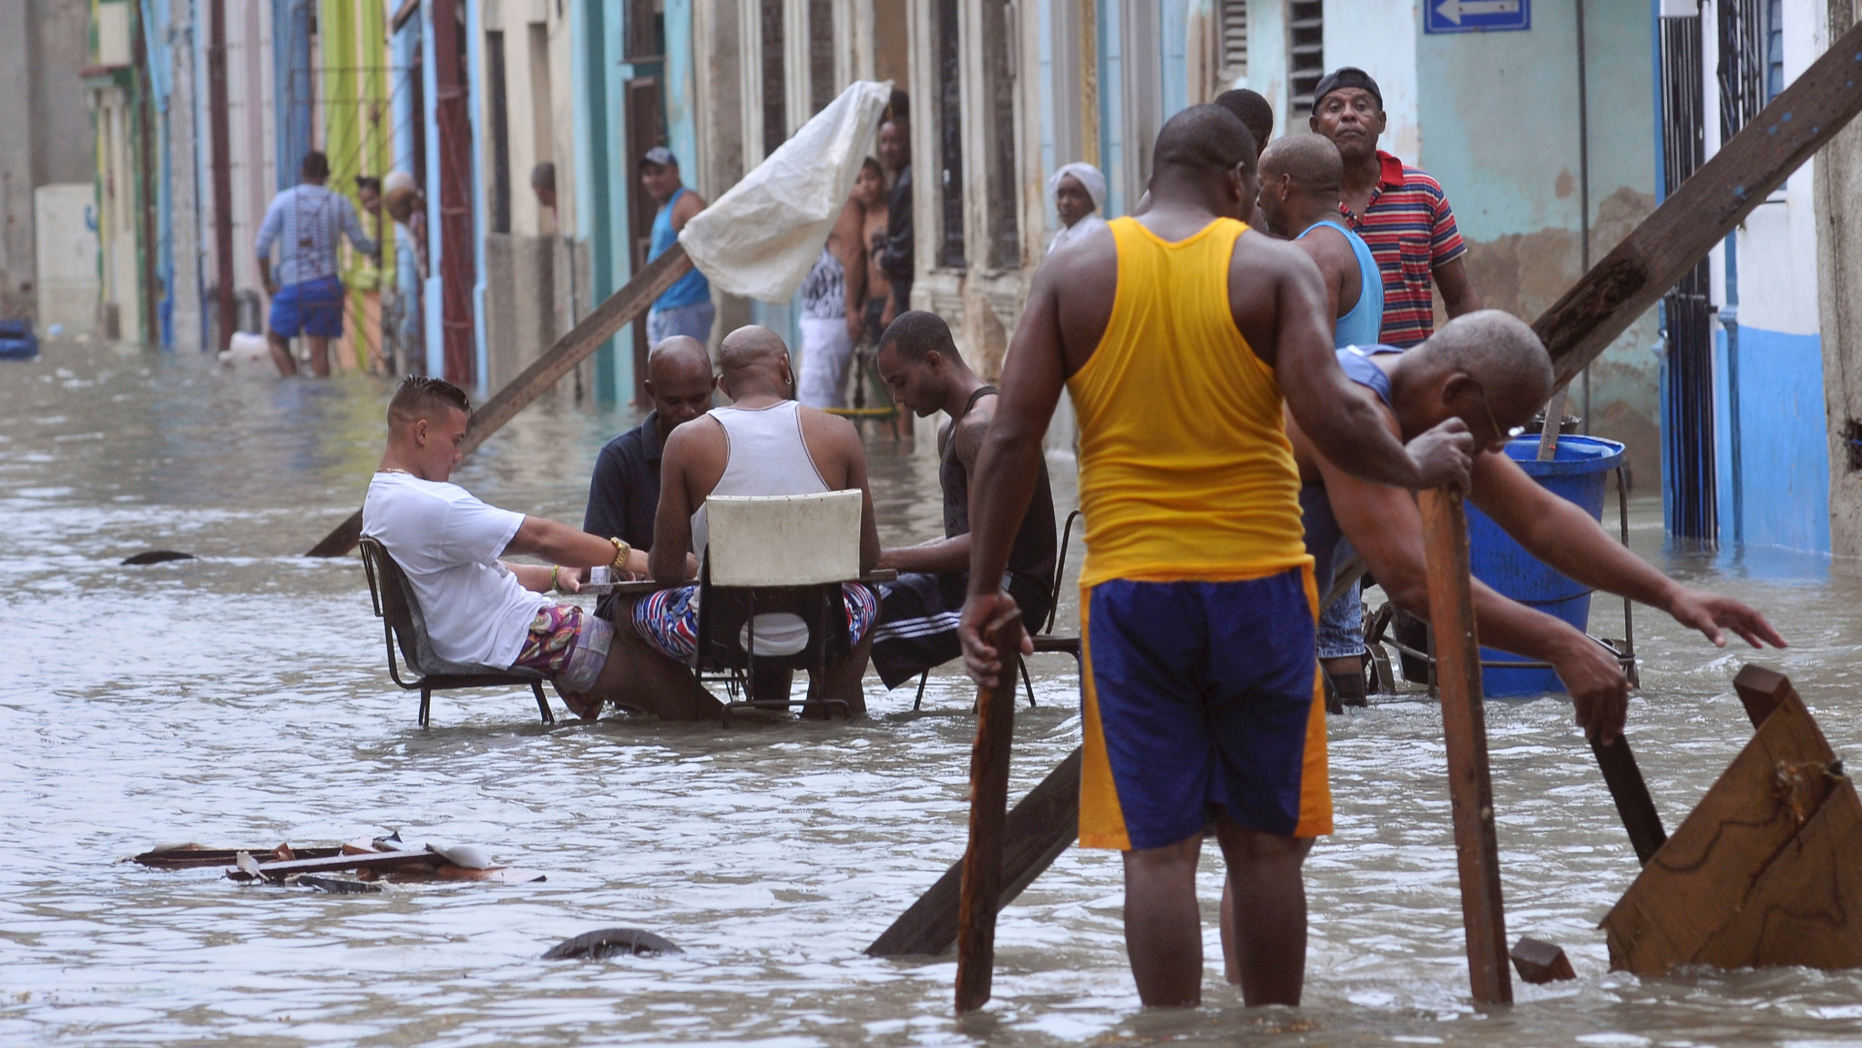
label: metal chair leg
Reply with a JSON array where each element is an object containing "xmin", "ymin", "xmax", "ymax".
[
  {"xmin": 1019, "ymin": 655, "xmax": 1037, "ymax": 709},
  {"xmin": 532, "ymin": 682, "xmax": 555, "ymax": 725},
  {"xmin": 419, "ymin": 687, "xmax": 432, "ymax": 729},
  {"xmin": 913, "ymin": 670, "xmax": 929, "ymax": 711}
]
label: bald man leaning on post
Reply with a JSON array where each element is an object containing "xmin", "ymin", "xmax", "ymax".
[
  {"xmin": 635, "ymin": 326, "xmax": 883, "ymax": 715},
  {"xmin": 959, "ymin": 103, "xmax": 1475, "ymax": 1010}
]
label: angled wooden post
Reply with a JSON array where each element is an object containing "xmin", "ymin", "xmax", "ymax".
[
  {"xmin": 1418, "ymin": 488, "xmax": 1512, "ymax": 1006},
  {"xmin": 955, "ymin": 609, "xmax": 1024, "ymax": 1014},
  {"xmin": 304, "ymin": 244, "xmax": 696, "ymax": 557}
]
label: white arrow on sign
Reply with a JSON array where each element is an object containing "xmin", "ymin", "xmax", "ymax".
[{"xmin": 1436, "ymin": 0, "xmax": 1521, "ymax": 23}]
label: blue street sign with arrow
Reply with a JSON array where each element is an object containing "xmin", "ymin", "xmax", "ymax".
[{"xmin": 1425, "ymin": 0, "xmax": 1530, "ymax": 33}]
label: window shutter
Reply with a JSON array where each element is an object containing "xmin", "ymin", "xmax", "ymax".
[{"xmin": 1218, "ymin": 0, "xmax": 1248, "ymax": 79}]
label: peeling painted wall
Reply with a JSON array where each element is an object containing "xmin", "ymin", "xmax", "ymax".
[{"xmin": 1417, "ymin": 0, "xmax": 1661, "ymax": 488}]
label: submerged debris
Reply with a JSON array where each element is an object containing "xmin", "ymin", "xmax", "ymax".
[
  {"xmin": 131, "ymin": 835, "xmax": 545, "ymax": 886},
  {"xmin": 121, "ymin": 550, "xmax": 197, "ymax": 565},
  {"xmin": 296, "ymin": 874, "xmax": 384, "ymax": 894},
  {"xmin": 543, "ymin": 928, "xmax": 682, "ymax": 960}
]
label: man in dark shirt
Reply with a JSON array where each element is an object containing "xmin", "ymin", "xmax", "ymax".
[
  {"xmin": 876, "ymin": 98, "xmax": 914, "ymax": 327},
  {"xmin": 583, "ymin": 336, "xmax": 716, "ymax": 617},
  {"xmin": 869, "ymin": 311, "xmax": 1056, "ymax": 687}
]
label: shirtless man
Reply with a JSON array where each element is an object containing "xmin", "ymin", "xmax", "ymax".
[
  {"xmin": 869, "ymin": 311, "xmax": 1056, "ymax": 688},
  {"xmin": 638, "ymin": 326, "xmax": 882, "ymax": 714},
  {"xmin": 360, "ymin": 377, "xmax": 711, "ymax": 722},
  {"xmin": 959, "ymin": 104, "xmax": 1474, "ymax": 1009},
  {"xmin": 1255, "ymin": 133, "xmax": 1387, "ymax": 708}
]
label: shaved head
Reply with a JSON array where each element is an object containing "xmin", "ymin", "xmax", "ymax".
[
  {"xmin": 716, "ymin": 325, "xmax": 795, "ymax": 400},
  {"xmin": 648, "ymin": 335, "xmax": 713, "ymax": 384},
  {"xmin": 1153, "ymin": 104, "xmax": 1255, "ymax": 178},
  {"xmin": 1259, "ymin": 135, "xmax": 1342, "ymax": 195}
]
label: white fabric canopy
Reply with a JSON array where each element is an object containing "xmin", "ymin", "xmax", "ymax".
[{"xmin": 679, "ymin": 80, "xmax": 892, "ymax": 303}]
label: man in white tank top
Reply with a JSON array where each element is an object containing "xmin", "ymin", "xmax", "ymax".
[{"xmin": 637, "ymin": 326, "xmax": 883, "ymax": 714}]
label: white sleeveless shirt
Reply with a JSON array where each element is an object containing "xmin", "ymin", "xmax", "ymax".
[
  {"xmin": 690, "ymin": 400, "xmax": 832, "ymax": 657},
  {"xmin": 690, "ymin": 400, "xmax": 830, "ymax": 559}
]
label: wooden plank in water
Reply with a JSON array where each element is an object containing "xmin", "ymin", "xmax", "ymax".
[
  {"xmin": 1418, "ymin": 488, "xmax": 1512, "ymax": 1006},
  {"xmin": 1733, "ymin": 663, "xmax": 1797, "ymax": 729},
  {"xmin": 226, "ymin": 849, "xmax": 441, "ymax": 880},
  {"xmin": 866, "ymin": 747, "xmax": 1082, "ymax": 958},
  {"xmin": 304, "ymin": 244, "xmax": 696, "ymax": 558},
  {"xmin": 1601, "ymin": 685, "xmax": 1842, "ymax": 974},
  {"xmin": 955, "ymin": 610, "xmax": 1024, "ymax": 1014},
  {"xmin": 1590, "ymin": 735, "xmax": 1667, "ymax": 866}
]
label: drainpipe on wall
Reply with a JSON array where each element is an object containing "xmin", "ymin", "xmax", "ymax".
[{"xmin": 1722, "ymin": 233, "xmax": 1744, "ymax": 545}]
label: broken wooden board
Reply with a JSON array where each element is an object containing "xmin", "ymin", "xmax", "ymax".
[
  {"xmin": 1510, "ymin": 937, "xmax": 1576, "ymax": 984},
  {"xmin": 133, "ymin": 843, "xmax": 342, "ymax": 869},
  {"xmin": 867, "ymin": 747, "xmax": 1082, "ymax": 958},
  {"xmin": 1601, "ymin": 675, "xmax": 1861, "ymax": 973}
]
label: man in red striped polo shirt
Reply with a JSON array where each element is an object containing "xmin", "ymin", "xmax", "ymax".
[{"xmin": 1310, "ymin": 67, "xmax": 1483, "ymax": 349}]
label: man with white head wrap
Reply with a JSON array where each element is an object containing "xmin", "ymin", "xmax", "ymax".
[{"xmin": 1047, "ymin": 162, "xmax": 1109, "ymax": 255}]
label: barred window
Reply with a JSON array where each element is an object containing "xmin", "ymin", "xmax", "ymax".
[{"xmin": 1287, "ymin": 0, "xmax": 1323, "ymax": 116}]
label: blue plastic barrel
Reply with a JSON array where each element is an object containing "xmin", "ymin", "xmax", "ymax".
[
  {"xmin": 1465, "ymin": 434, "xmax": 1625, "ymax": 696},
  {"xmin": 0, "ymin": 318, "xmax": 36, "ymax": 361}
]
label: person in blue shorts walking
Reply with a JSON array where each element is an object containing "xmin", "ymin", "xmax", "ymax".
[
  {"xmin": 255, "ymin": 151, "xmax": 379, "ymax": 378},
  {"xmin": 640, "ymin": 147, "xmax": 714, "ymax": 349}
]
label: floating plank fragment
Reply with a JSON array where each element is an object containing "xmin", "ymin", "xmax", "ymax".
[
  {"xmin": 1602, "ymin": 671, "xmax": 1862, "ymax": 974},
  {"xmin": 297, "ymin": 874, "xmax": 384, "ymax": 894},
  {"xmin": 1510, "ymin": 937, "xmax": 1576, "ymax": 984},
  {"xmin": 133, "ymin": 844, "xmax": 342, "ymax": 869}
]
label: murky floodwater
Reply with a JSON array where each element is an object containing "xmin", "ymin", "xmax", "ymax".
[{"xmin": 4, "ymin": 340, "xmax": 1862, "ymax": 1047}]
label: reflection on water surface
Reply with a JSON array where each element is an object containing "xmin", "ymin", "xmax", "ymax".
[{"xmin": 3, "ymin": 341, "xmax": 1862, "ymax": 1046}]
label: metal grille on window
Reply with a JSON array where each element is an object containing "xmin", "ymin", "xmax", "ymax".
[
  {"xmin": 1718, "ymin": 0, "xmax": 1765, "ymax": 137},
  {"xmin": 1218, "ymin": 0, "xmax": 1247, "ymax": 81},
  {"xmin": 1659, "ymin": 12, "xmax": 1715, "ymax": 542},
  {"xmin": 488, "ymin": 30, "xmax": 511, "ymax": 234},
  {"xmin": 761, "ymin": 0, "xmax": 788, "ymax": 157},
  {"xmin": 625, "ymin": 0, "xmax": 666, "ymax": 60},
  {"xmin": 935, "ymin": 0, "xmax": 965, "ymax": 268},
  {"xmin": 982, "ymin": 0, "xmax": 1018, "ymax": 268},
  {"xmin": 1765, "ymin": 0, "xmax": 1783, "ymax": 100},
  {"xmin": 1287, "ymin": 0, "xmax": 1322, "ymax": 116},
  {"xmin": 808, "ymin": 0, "xmax": 836, "ymax": 114}
]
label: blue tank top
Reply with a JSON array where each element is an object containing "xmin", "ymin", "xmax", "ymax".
[
  {"xmin": 651, "ymin": 187, "xmax": 712, "ymax": 311},
  {"xmin": 1297, "ymin": 218, "xmax": 1384, "ymax": 350},
  {"xmin": 1301, "ymin": 345, "xmax": 1402, "ymax": 588}
]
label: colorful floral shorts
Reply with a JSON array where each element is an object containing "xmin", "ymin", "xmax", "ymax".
[
  {"xmin": 631, "ymin": 583, "xmax": 879, "ymax": 662},
  {"xmin": 510, "ymin": 603, "xmax": 613, "ymax": 700}
]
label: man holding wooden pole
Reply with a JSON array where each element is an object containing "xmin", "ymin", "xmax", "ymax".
[{"xmin": 957, "ymin": 104, "xmax": 1475, "ymax": 1009}]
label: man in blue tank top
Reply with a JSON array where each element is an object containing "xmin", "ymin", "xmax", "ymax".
[
  {"xmin": 640, "ymin": 147, "xmax": 715, "ymax": 348},
  {"xmin": 1256, "ymin": 133, "xmax": 1387, "ymax": 709}
]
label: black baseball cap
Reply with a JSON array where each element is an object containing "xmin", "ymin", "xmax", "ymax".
[{"xmin": 1313, "ymin": 67, "xmax": 1383, "ymax": 109}]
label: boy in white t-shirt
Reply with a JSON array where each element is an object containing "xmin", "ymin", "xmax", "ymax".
[{"xmin": 361, "ymin": 377, "xmax": 701, "ymax": 719}]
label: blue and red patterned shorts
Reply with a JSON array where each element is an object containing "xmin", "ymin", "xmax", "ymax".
[
  {"xmin": 632, "ymin": 583, "xmax": 878, "ymax": 662},
  {"xmin": 510, "ymin": 603, "xmax": 613, "ymax": 702}
]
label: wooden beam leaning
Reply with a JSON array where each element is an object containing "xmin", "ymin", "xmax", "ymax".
[
  {"xmin": 304, "ymin": 244, "xmax": 696, "ymax": 557},
  {"xmin": 1590, "ymin": 735, "xmax": 1667, "ymax": 865},
  {"xmin": 1537, "ymin": 20, "xmax": 1862, "ymax": 388},
  {"xmin": 1732, "ymin": 663, "xmax": 1797, "ymax": 729},
  {"xmin": 955, "ymin": 610, "xmax": 1025, "ymax": 1013},
  {"xmin": 867, "ymin": 747, "xmax": 1082, "ymax": 958},
  {"xmin": 1418, "ymin": 489, "xmax": 1513, "ymax": 1006}
]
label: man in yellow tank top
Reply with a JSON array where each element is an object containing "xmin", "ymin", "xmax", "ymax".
[{"xmin": 958, "ymin": 105, "xmax": 1476, "ymax": 1009}]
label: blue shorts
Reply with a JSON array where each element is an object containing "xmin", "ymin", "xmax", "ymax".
[
  {"xmin": 269, "ymin": 275, "xmax": 345, "ymax": 338},
  {"xmin": 1078, "ymin": 568, "xmax": 1331, "ymax": 850}
]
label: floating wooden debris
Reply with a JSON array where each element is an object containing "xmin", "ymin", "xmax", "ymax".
[
  {"xmin": 131, "ymin": 835, "xmax": 543, "ymax": 886},
  {"xmin": 297, "ymin": 874, "xmax": 384, "ymax": 894},
  {"xmin": 543, "ymin": 928, "xmax": 682, "ymax": 960},
  {"xmin": 1602, "ymin": 666, "xmax": 1862, "ymax": 974},
  {"xmin": 1510, "ymin": 937, "xmax": 1576, "ymax": 984}
]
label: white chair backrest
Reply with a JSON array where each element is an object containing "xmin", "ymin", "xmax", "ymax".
[{"xmin": 705, "ymin": 490, "xmax": 863, "ymax": 587}]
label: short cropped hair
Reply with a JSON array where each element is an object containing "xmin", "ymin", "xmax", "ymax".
[
  {"xmin": 301, "ymin": 151, "xmax": 331, "ymax": 180},
  {"xmin": 1214, "ymin": 89, "xmax": 1275, "ymax": 154},
  {"xmin": 879, "ymin": 310, "xmax": 959, "ymax": 363},
  {"xmin": 388, "ymin": 376, "xmax": 471, "ymax": 428},
  {"xmin": 1152, "ymin": 104, "xmax": 1255, "ymax": 178}
]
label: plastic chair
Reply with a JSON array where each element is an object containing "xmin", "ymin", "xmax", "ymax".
[
  {"xmin": 691, "ymin": 491, "xmax": 866, "ymax": 726},
  {"xmin": 358, "ymin": 537, "xmax": 554, "ymax": 728}
]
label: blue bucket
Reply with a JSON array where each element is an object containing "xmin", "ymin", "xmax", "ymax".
[
  {"xmin": 1465, "ymin": 434, "xmax": 1625, "ymax": 696},
  {"xmin": 0, "ymin": 318, "xmax": 36, "ymax": 361}
]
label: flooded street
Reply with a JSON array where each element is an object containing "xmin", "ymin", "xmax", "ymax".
[{"xmin": 6, "ymin": 340, "xmax": 1862, "ymax": 1047}]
